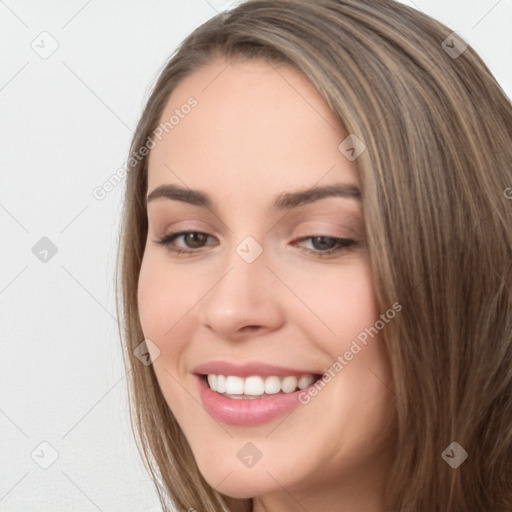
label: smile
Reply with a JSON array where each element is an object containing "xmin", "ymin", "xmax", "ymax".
[{"xmin": 205, "ymin": 373, "xmax": 319, "ymax": 398}]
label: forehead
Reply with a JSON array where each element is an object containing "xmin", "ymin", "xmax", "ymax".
[{"xmin": 147, "ymin": 57, "xmax": 359, "ymax": 199}]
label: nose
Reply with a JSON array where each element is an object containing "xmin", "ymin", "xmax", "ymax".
[{"xmin": 198, "ymin": 240, "xmax": 285, "ymax": 341}]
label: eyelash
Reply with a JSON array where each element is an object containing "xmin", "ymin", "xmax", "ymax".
[{"xmin": 153, "ymin": 231, "xmax": 359, "ymax": 258}]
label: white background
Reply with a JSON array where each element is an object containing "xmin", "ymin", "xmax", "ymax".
[{"xmin": 1, "ymin": 1, "xmax": 511, "ymax": 511}]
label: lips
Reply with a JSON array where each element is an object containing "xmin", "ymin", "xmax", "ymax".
[{"xmin": 192, "ymin": 360, "xmax": 324, "ymax": 425}]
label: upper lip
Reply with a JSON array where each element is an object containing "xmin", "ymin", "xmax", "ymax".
[{"xmin": 193, "ymin": 360, "xmax": 322, "ymax": 378}]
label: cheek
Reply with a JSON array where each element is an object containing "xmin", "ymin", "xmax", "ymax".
[
  {"xmin": 282, "ymin": 260, "xmax": 378, "ymax": 350},
  {"xmin": 137, "ymin": 254, "xmax": 201, "ymax": 416},
  {"xmin": 137, "ymin": 253, "xmax": 195, "ymax": 350}
]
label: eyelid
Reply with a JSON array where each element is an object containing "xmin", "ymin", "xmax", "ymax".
[{"xmin": 292, "ymin": 220, "xmax": 362, "ymax": 239}]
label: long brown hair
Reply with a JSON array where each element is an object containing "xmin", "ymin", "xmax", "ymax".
[{"xmin": 115, "ymin": 1, "xmax": 512, "ymax": 510}]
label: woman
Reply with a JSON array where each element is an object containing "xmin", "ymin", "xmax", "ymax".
[{"xmin": 115, "ymin": 0, "xmax": 512, "ymax": 510}]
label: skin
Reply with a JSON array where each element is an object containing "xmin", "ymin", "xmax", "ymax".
[{"xmin": 138, "ymin": 57, "xmax": 397, "ymax": 512}]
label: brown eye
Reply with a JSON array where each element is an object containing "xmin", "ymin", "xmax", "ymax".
[
  {"xmin": 179, "ymin": 232, "xmax": 209, "ymax": 249},
  {"xmin": 154, "ymin": 231, "xmax": 215, "ymax": 254}
]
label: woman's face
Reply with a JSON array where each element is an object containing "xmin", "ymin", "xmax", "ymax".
[{"xmin": 138, "ymin": 58, "xmax": 396, "ymax": 508}]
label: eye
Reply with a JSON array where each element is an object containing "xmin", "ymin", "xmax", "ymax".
[
  {"xmin": 292, "ymin": 235, "xmax": 359, "ymax": 258},
  {"xmin": 154, "ymin": 231, "xmax": 215, "ymax": 255},
  {"xmin": 154, "ymin": 230, "xmax": 359, "ymax": 258}
]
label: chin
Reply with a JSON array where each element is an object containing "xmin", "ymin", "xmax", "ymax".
[{"xmin": 197, "ymin": 457, "xmax": 292, "ymax": 499}]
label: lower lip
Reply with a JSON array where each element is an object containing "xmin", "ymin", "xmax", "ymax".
[{"xmin": 195, "ymin": 375, "xmax": 315, "ymax": 426}]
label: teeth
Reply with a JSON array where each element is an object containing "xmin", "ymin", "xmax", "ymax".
[
  {"xmin": 226, "ymin": 375, "xmax": 244, "ymax": 394},
  {"xmin": 217, "ymin": 375, "xmax": 226, "ymax": 393},
  {"xmin": 264, "ymin": 376, "xmax": 281, "ymax": 394},
  {"xmin": 245, "ymin": 375, "xmax": 265, "ymax": 395},
  {"xmin": 207, "ymin": 374, "xmax": 217, "ymax": 391},
  {"xmin": 298, "ymin": 375, "xmax": 315, "ymax": 389},
  {"xmin": 206, "ymin": 374, "xmax": 317, "ymax": 396},
  {"xmin": 281, "ymin": 376, "xmax": 298, "ymax": 393}
]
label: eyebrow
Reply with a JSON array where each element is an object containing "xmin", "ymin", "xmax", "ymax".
[{"xmin": 146, "ymin": 183, "xmax": 361, "ymax": 209}]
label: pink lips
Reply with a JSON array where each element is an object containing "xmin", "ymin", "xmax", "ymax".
[{"xmin": 193, "ymin": 360, "xmax": 322, "ymax": 426}]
